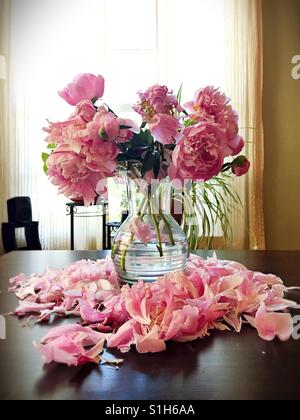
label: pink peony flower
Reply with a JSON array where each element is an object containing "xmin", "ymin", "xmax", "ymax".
[
  {"xmin": 43, "ymin": 116, "xmax": 88, "ymax": 153},
  {"xmin": 134, "ymin": 84, "xmax": 182, "ymax": 121},
  {"xmin": 135, "ymin": 325, "xmax": 166, "ymax": 354},
  {"xmin": 58, "ymin": 73, "xmax": 105, "ymax": 106},
  {"xmin": 168, "ymin": 123, "xmax": 226, "ymax": 182},
  {"xmin": 129, "ymin": 217, "xmax": 152, "ymax": 243},
  {"xmin": 46, "ymin": 141, "xmax": 118, "ymax": 206},
  {"xmin": 149, "ymin": 114, "xmax": 180, "ymax": 145},
  {"xmin": 184, "ymin": 86, "xmax": 244, "ymax": 156},
  {"xmin": 231, "ymin": 156, "xmax": 251, "ymax": 177}
]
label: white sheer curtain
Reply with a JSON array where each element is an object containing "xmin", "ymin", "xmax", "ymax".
[{"xmin": 0, "ymin": 0, "xmax": 264, "ymax": 251}]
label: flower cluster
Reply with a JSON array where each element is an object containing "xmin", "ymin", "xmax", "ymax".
[
  {"xmin": 133, "ymin": 85, "xmax": 182, "ymax": 145},
  {"xmin": 44, "ymin": 74, "xmax": 138, "ymax": 205},
  {"xmin": 43, "ymin": 73, "xmax": 250, "ymax": 205},
  {"xmin": 9, "ymin": 255, "xmax": 297, "ymax": 366}
]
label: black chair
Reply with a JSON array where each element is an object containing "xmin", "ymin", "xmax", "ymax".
[{"xmin": 2, "ymin": 197, "xmax": 42, "ymax": 253}]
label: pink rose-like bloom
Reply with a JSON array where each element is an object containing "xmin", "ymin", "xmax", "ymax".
[
  {"xmin": 184, "ymin": 86, "xmax": 244, "ymax": 156},
  {"xmin": 46, "ymin": 141, "xmax": 118, "ymax": 206},
  {"xmin": 58, "ymin": 73, "xmax": 105, "ymax": 106},
  {"xmin": 44, "ymin": 115, "xmax": 90, "ymax": 154},
  {"xmin": 231, "ymin": 156, "xmax": 251, "ymax": 177},
  {"xmin": 149, "ymin": 114, "xmax": 180, "ymax": 145},
  {"xmin": 134, "ymin": 84, "xmax": 182, "ymax": 121},
  {"xmin": 168, "ymin": 123, "xmax": 226, "ymax": 182},
  {"xmin": 130, "ymin": 217, "xmax": 152, "ymax": 243}
]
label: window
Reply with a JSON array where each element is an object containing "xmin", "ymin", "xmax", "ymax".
[{"xmin": 4, "ymin": 0, "xmax": 256, "ymax": 250}]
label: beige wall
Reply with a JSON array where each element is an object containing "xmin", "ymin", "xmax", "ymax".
[{"xmin": 263, "ymin": 0, "xmax": 300, "ymax": 249}]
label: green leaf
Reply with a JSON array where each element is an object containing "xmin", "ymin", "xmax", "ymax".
[
  {"xmin": 135, "ymin": 130, "xmax": 154, "ymax": 148},
  {"xmin": 42, "ymin": 152, "xmax": 50, "ymax": 174},
  {"xmin": 177, "ymin": 83, "xmax": 183, "ymax": 105},
  {"xmin": 106, "ymin": 105, "xmax": 118, "ymax": 117},
  {"xmin": 153, "ymin": 151, "xmax": 161, "ymax": 178},
  {"xmin": 142, "ymin": 150, "xmax": 159, "ymax": 176},
  {"xmin": 221, "ymin": 163, "xmax": 232, "ymax": 173},
  {"xmin": 117, "ymin": 154, "xmax": 130, "ymax": 162},
  {"xmin": 42, "ymin": 152, "xmax": 49, "ymax": 163},
  {"xmin": 47, "ymin": 143, "xmax": 56, "ymax": 149},
  {"xmin": 119, "ymin": 125, "xmax": 132, "ymax": 130},
  {"xmin": 184, "ymin": 118, "xmax": 197, "ymax": 128}
]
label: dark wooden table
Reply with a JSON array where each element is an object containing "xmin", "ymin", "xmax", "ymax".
[{"xmin": 0, "ymin": 250, "xmax": 300, "ymax": 400}]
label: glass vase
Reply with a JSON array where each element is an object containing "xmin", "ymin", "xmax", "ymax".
[{"xmin": 112, "ymin": 167, "xmax": 189, "ymax": 284}]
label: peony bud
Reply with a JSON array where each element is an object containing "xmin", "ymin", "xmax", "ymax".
[{"xmin": 231, "ymin": 156, "xmax": 250, "ymax": 176}]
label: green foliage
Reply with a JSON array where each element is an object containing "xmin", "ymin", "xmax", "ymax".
[
  {"xmin": 41, "ymin": 152, "xmax": 50, "ymax": 174},
  {"xmin": 117, "ymin": 129, "xmax": 164, "ymax": 178},
  {"xmin": 176, "ymin": 83, "xmax": 183, "ymax": 105},
  {"xmin": 176, "ymin": 173, "xmax": 242, "ymax": 250}
]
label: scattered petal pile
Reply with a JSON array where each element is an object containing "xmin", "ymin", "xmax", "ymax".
[{"xmin": 8, "ymin": 255, "xmax": 298, "ymax": 367}]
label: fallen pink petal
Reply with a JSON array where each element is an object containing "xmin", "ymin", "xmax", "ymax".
[{"xmin": 5, "ymin": 255, "xmax": 298, "ymax": 366}]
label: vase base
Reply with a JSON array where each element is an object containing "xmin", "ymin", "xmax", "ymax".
[
  {"xmin": 113, "ymin": 241, "xmax": 189, "ymax": 284},
  {"xmin": 118, "ymin": 266, "xmax": 188, "ymax": 285}
]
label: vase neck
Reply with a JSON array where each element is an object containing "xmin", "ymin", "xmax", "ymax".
[{"xmin": 123, "ymin": 171, "xmax": 172, "ymax": 216}]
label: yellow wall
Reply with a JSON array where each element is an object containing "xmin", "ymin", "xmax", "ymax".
[{"xmin": 263, "ymin": 0, "xmax": 300, "ymax": 249}]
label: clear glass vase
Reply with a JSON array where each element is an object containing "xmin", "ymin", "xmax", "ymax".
[{"xmin": 112, "ymin": 167, "xmax": 189, "ymax": 284}]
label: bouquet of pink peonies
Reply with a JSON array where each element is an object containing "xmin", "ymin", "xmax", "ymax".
[
  {"xmin": 43, "ymin": 73, "xmax": 250, "ymax": 248},
  {"xmin": 43, "ymin": 73, "xmax": 249, "ymax": 201}
]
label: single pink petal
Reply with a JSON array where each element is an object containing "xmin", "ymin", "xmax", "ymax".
[
  {"xmin": 164, "ymin": 310, "xmax": 185, "ymax": 340},
  {"xmin": 79, "ymin": 300, "xmax": 105, "ymax": 323},
  {"xmin": 41, "ymin": 324, "xmax": 105, "ymax": 345},
  {"xmin": 36, "ymin": 324, "xmax": 107, "ymax": 366},
  {"xmin": 248, "ymin": 303, "xmax": 294, "ymax": 341},
  {"xmin": 15, "ymin": 301, "xmax": 55, "ymax": 316},
  {"xmin": 135, "ymin": 326, "xmax": 166, "ymax": 354},
  {"xmin": 34, "ymin": 338, "xmax": 79, "ymax": 366},
  {"xmin": 124, "ymin": 282, "xmax": 152, "ymax": 325},
  {"xmin": 107, "ymin": 319, "xmax": 136, "ymax": 353},
  {"xmin": 223, "ymin": 312, "xmax": 242, "ymax": 333},
  {"xmin": 218, "ymin": 274, "xmax": 244, "ymax": 293}
]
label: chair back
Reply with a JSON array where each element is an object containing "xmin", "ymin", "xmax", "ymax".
[{"xmin": 7, "ymin": 197, "xmax": 32, "ymax": 224}]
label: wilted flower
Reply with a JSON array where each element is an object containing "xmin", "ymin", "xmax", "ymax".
[{"xmin": 134, "ymin": 84, "xmax": 182, "ymax": 145}]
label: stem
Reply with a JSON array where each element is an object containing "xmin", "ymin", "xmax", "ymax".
[
  {"xmin": 148, "ymin": 188, "xmax": 163, "ymax": 257},
  {"xmin": 137, "ymin": 196, "xmax": 147, "ymax": 216},
  {"xmin": 120, "ymin": 233, "xmax": 134, "ymax": 272},
  {"xmin": 160, "ymin": 213, "xmax": 175, "ymax": 246}
]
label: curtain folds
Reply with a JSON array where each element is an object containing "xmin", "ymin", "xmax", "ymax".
[
  {"xmin": 0, "ymin": 0, "xmax": 10, "ymax": 254},
  {"xmin": 225, "ymin": 0, "xmax": 265, "ymax": 249}
]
